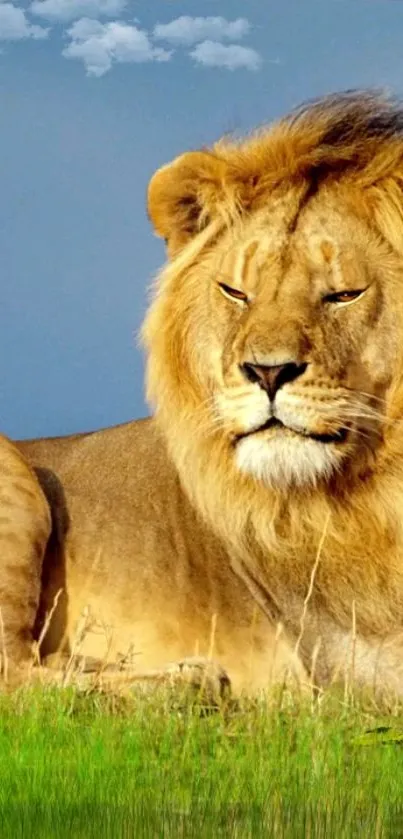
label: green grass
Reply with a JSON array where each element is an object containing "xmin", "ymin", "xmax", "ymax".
[{"xmin": 0, "ymin": 687, "xmax": 403, "ymax": 837}]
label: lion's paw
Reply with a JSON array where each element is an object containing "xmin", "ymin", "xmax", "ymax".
[{"xmin": 163, "ymin": 656, "xmax": 232, "ymax": 702}]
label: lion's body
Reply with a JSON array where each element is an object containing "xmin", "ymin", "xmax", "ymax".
[
  {"xmin": 13, "ymin": 419, "xmax": 299, "ymax": 693},
  {"xmin": 5, "ymin": 90, "xmax": 403, "ymax": 696}
]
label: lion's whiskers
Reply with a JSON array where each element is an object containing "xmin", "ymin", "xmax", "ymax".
[
  {"xmin": 195, "ymin": 385, "xmax": 403, "ymax": 445},
  {"xmin": 347, "ymin": 388, "xmax": 388, "ymax": 406}
]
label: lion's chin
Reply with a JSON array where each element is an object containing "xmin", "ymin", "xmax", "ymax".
[{"xmin": 235, "ymin": 431, "xmax": 345, "ymax": 489}]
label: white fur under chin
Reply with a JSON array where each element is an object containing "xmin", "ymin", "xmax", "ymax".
[{"xmin": 235, "ymin": 433, "xmax": 341, "ymax": 489}]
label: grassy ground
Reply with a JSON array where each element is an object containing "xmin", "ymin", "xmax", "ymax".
[{"xmin": 0, "ymin": 685, "xmax": 402, "ymax": 838}]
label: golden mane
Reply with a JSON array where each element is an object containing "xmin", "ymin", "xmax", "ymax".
[
  {"xmin": 143, "ymin": 91, "xmax": 403, "ymax": 645},
  {"xmin": 147, "ymin": 90, "xmax": 403, "ymax": 248}
]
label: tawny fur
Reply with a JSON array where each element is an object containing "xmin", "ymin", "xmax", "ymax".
[
  {"xmin": 0, "ymin": 435, "xmax": 50, "ymax": 673},
  {"xmin": 5, "ymin": 89, "xmax": 403, "ymax": 696}
]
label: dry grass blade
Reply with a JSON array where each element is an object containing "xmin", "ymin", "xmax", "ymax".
[{"xmin": 293, "ymin": 510, "xmax": 331, "ymax": 662}]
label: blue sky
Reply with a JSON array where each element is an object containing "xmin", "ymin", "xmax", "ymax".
[{"xmin": 1, "ymin": 0, "xmax": 403, "ymax": 438}]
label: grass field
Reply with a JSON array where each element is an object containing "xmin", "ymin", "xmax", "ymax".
[{"xmin": 0, "ymin": 685, "xmax": 402, "ymax": 838}]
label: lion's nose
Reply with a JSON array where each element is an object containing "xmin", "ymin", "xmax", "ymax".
[{"xmin": 240, "ymin": 361, "xmax": 308, "ymax": 400}]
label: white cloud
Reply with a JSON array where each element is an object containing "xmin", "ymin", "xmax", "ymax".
[
  {"xmin": 190, "ymin": 41, "xmax": 262, "ymax": 71},
  {"xmin": 30, "ymin": 0, "xmax": 126, "ymax": 24},
  {"xmin": 0, "ymin": 3, "xmax": 49, "ymax": 40},
  {"xmin": 63, "ymin": 18, "xmax": 172, "ymax": 77},
  {"xmin": 153, "ymin": 16, "xmax": 250, "ymax": 46}
]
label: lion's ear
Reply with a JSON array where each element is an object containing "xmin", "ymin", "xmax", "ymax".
[{"xmin": 147, "ymin": 151, "xmax": 231, "ymax": 254}]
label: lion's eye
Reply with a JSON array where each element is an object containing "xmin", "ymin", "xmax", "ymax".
[
  {"xmin": 218, "ymin": 282, "xmax": 248, "ymax": 304},
  {"xmin": 323, "ymin": 289, "xmax": 367, "ymax": 305}
]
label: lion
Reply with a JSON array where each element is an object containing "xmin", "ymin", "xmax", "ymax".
[{"xmin": 5, "ymin": 89, "xmax": 403, "ymax": 697}]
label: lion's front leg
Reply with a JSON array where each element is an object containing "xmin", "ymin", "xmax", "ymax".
[
  {"xmin": 93, "ymin": 656, "xmax": 232, "ymax": 703},
  {"xmin": 34, "ymin": 655, "xmax": 232, "ymax": 705},
  {"xmin": 0, "ymin": 435, "xmax": 51, "ymax": 678}
]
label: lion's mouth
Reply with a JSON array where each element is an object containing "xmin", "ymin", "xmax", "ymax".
[{"xmin": 234, "ymin": 417, "xmax": 349, "ymax": 445}]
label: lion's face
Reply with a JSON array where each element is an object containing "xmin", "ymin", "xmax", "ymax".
[
  {"xmin": 206, "ymin": 192, "xmax": 399, "ymax": 488},
  {"xmin": 145, "ymin": 92, "xmax": 403, "ymax": 493}
]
